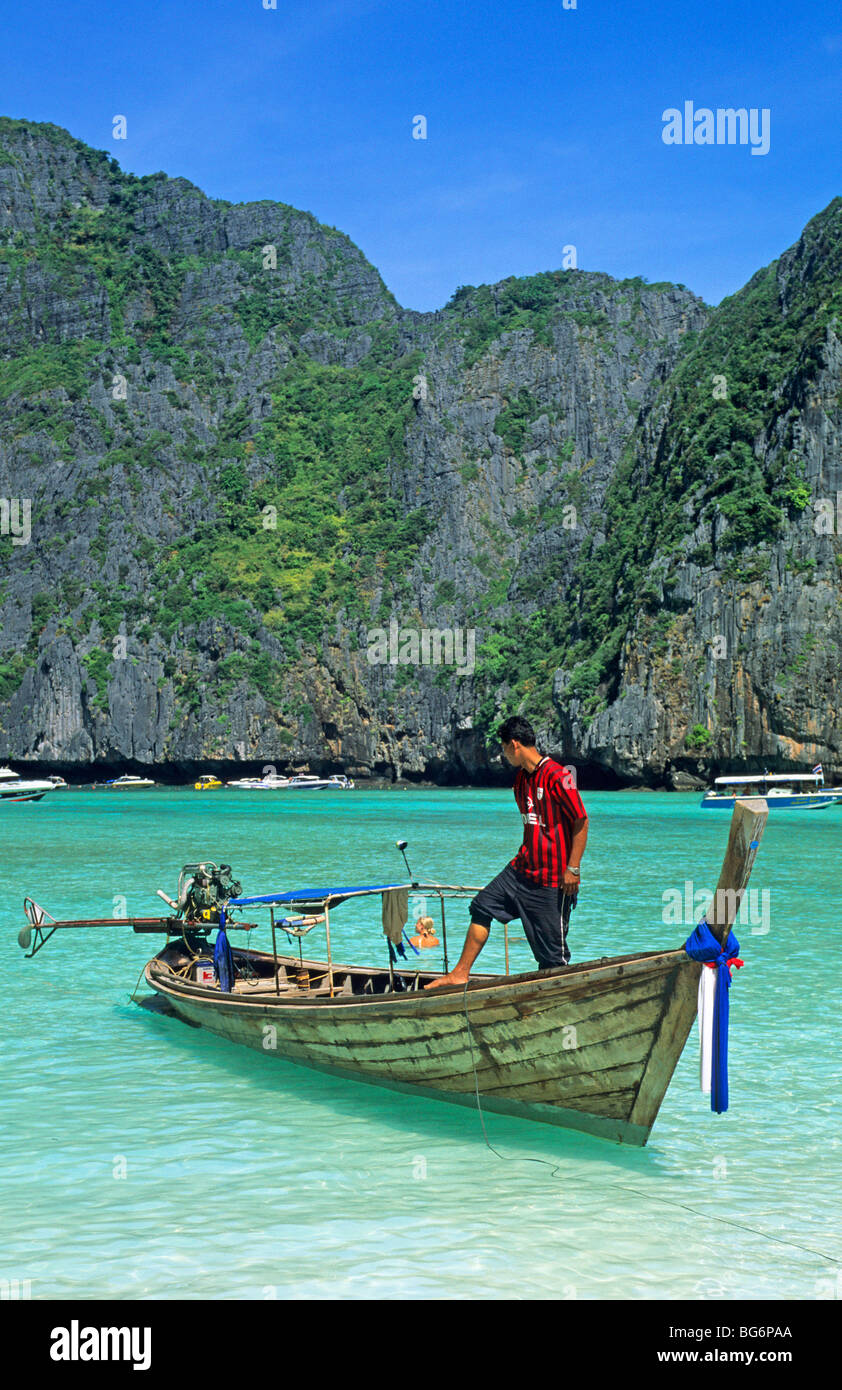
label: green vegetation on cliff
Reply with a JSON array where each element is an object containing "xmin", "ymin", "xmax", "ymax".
[
  {"xmin": 2, "ymin": 119, "xmax": 840, "ymax": 778},
  {"xmin": 150, "ymin": 353, "xmax": 430, "ymax": 653},
  {"xmin": 474, "ymin": 199, "xmax": 842, "ymax": 730},
  {"xmin": 0, "ymin": 119, "xmax": 421, "ymax": 712}
]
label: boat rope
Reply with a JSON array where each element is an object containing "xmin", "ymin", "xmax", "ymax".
[
  {"xmin": 609, "ymin": 1185, "xmax": 840, "ymax": 1266},
  {"xmin": 128, "ymin": 960, "xmax": 148, "ymax": 1002},
  {"xmin": 462, "ymin": 982, "xmax": 564, "ymax": 1179},
  {"xmin": 461, "ymin": 987, "xmax": 838, "ymax": 1267}
]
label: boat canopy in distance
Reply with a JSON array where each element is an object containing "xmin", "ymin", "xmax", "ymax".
[{"xmin": 712, "ymin": 773, "xmax": 823, "ymax": 785}]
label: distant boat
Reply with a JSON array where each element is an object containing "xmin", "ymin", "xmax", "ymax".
[
  {"xmin": 47, "ymin": 776, "xmax": 69, "ymax": 789},
  {"xmin": 0, "ymin": 766, "xmax": 54, "ymax": 803},
  {"xmin": 286, "ymin": 774, "xmax": 355, "ymax": 791},
  {"xmin": 226, "ymin": 773, "xmax": 354, "ymax": 791},
  {"xmin": 104, "ymin": 775, "xmax": 156, "ymax": 790},
  {"xmin": 194, "ymin": 775, "xmax": 223, "ymax": 791},
  {"xmin": 227, "ymin": 773, "xmax": 291, "ymax": 790},
  {"xmin": 701, "ymin": 771, "xmax": 842, "ymax": 810}
]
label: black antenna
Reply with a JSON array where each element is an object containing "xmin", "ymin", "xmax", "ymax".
[{"xmin": 395, "ymin": 839, "xmax": 417, "ymax": 885}]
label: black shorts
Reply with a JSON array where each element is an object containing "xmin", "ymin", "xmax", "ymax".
[{"xmin": 470, "ymin": 863, "xmax": 572, "ymax": 969}]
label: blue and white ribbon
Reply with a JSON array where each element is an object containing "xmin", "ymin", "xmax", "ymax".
[{"xmin": 683, "ymin": 920, "xmax": 744, "ymax": 1114}]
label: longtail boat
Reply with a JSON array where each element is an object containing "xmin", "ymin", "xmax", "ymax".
[
  {"xmin": 17, "ymin": 800, "xmax": 767, "ymax": 1146},
  {"xmin": 701, "ymin": 771, "xmax": 842, "ymax": 810}
]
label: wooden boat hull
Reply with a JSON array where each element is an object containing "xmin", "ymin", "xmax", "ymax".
[{"xmin": 145, "ymin": 945, "xmax": 703, "ymax": 1145}]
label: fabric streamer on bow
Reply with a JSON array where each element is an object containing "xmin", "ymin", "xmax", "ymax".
[{"xmin": 683, "ymin": 919, "xmax": 744, "ymax": 1114}]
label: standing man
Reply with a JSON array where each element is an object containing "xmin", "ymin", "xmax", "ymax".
[{"xmin": 425, "ymin": 716, "xmax": 588, "ymax": 989}]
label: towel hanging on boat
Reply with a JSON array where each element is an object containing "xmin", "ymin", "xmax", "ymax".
[
  {"xmin": 684, "ymin": 919, "xmax": 744, "ymax": 1114},
  {"xmin": 382, "ymin": 888, "xmax": 409, "ymax": 945}
]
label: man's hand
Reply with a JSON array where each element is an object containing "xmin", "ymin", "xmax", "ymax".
[{"xmin": 562, "ymin": 867, "xmax": 580, "ymax": 895}]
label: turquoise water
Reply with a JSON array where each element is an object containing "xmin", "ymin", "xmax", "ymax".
[{"xmin": 2, "ymin": 787, "xmax": 840, "ymax": 1300}]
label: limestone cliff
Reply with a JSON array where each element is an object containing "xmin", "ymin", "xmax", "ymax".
[{"xmin": 0, "ymin": 118, "xmax": 839, "ymax": 783}]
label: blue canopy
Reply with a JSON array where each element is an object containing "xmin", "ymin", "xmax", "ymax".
[{"xmin": 227, "ymin": 882, "xmax": 410, "ymax": 909}]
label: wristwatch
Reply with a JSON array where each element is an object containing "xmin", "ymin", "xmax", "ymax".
[{"xmin": 567, "ymin": 865, "xmax": 580, "ymax": 876}]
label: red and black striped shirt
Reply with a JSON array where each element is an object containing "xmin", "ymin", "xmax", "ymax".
[{"xmin": 511, "ymin": 757, "xmax": 587, "ymax": 887}]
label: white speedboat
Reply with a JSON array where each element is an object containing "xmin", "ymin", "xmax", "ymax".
[
  {"xmin": 104, "ymin": 775, "xmax": 156, "ymax": 790},
  {"xmin": 226, "ymin": 773, "xmax": 354, "ymax": 791},
  {"xmin": 47, "ymin": 775, "xmax": 69, "ymax": 789},
  {"xmin": 701, "ymin": 771, "xmax": 842, "ymax": 810},
  {"xmin": 226, "ymin": 773, "xmax": 292, "ymax": 790},
  {"xmin": 286, "ymin": 774, "xmax": 355, "ymax": 790},
  {"xmin": 0, "ymin": 766, "xmax": 55, "ymax": 802}
]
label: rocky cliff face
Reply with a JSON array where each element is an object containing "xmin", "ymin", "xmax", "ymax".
[
  {"xmin": 0, "ymin": 118, "xmax": 839, "ymax": 782},
  {"xmin": 554, "ymin": 213, "xmax": 842, "ymax": 786}
]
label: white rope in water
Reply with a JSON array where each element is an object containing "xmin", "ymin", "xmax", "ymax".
[
  {"xmin": 460, "ymin": 983, "xmax": 838, "ymax": 1267},
  {"xmin": 462, "ymin": 981, "xmax": 565, "ymax": 1178}
]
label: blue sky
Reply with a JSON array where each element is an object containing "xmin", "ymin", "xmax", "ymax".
[{"xmin": 2, "ymin": 0, "xmax": 841, "ymax": 310}]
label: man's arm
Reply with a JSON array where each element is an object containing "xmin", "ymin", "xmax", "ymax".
[
  {"xmin": 564, "ymin": 815, "xmax": 588, "ymax": 893},
  {"xmin": 546, "ymin": 767, "xmax": 588, "ymax": 893}
]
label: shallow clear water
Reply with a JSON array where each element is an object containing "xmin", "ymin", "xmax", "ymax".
[{"xmin": 2, "ymin": 787, "xmax": 840, "ymax": 1299}]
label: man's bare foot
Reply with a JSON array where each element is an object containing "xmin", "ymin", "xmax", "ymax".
[{"xmin": 424, "ymin": 970, "xmax": 469, "ymax": 991}]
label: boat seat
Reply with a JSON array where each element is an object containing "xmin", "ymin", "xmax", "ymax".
[{"xmin": 231, "ymin": 976, "xmax": 295, "ymax": 994}]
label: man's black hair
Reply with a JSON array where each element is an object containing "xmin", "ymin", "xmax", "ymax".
[{"xmin": 498, "ymin": 715, "xmax": 536, "ymax": 746}]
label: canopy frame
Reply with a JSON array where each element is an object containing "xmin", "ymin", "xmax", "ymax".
[{"xmin": 228, "ymin": 882, "xmax": 480, "ymax": 999}]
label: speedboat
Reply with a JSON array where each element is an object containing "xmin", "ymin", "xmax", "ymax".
[
  {"xmin": 226, "ymin": 773, "xmax": 292, "ymax": 790},
  {"xmin": 0, "ymin": 766, "xmax": 55, "ymax": 802},
  {"xmin": 286, "ymin": 775, "xmax": 355, "ymax": 790},
  {"xmin": 194, "ymin": 775, "xmax": 223, "ymax": 791},
  {"xmin": 47, "ymin": 776, "xmax": 69, "ymax": 789},
  {"xmin": 701, "ymin": 770, "xmax": 842, "ymax": 810},
  {"xmin": 226, "ymin": 773, "xmax": 354, "ymax": 791},
  {"xmin": 104, "ymin": 775, "xmax": 156, "ymax": 790}
]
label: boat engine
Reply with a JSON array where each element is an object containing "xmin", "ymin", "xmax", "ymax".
[{"xmin": 159, "ymin": 862, "xmax": 243, "ymax": 924}]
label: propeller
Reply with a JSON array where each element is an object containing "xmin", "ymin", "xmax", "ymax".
[{"xmin": 19, "ymin": 897, "xmax": 47, "ymax": 951}]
